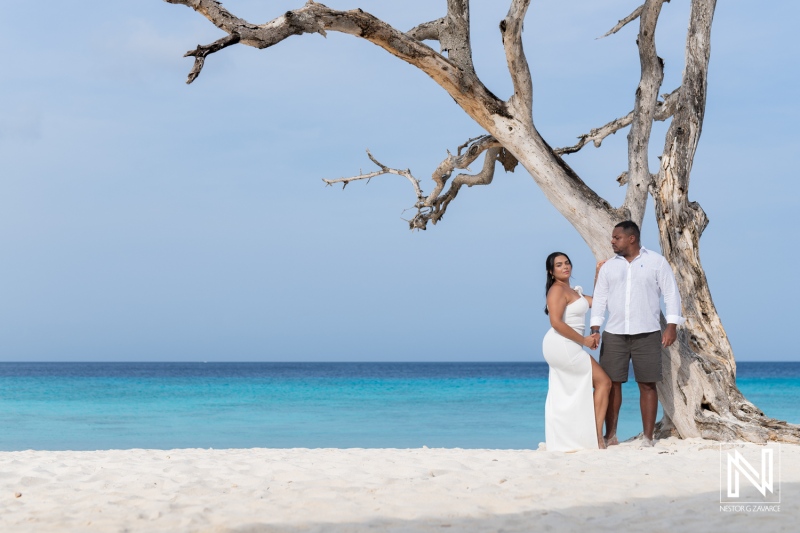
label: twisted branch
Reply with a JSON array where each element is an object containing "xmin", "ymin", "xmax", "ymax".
[
  {"xmin": 165, "ymin": 0, "xmax": 508, "ymax": 126},
  {"xmin": 322, "ymin": 136, "xmax": 515, "ymax": 231},
  {"xmin": 622, "ymin": 0, "xmax": 667, "ymax": 224},
  {"xmin": 419, "ymin": 145, "xmax": 504, "ymax": 229},
  {"xmin": 424, "ymin": 135, "xmax": 500, "ymax": 203}
]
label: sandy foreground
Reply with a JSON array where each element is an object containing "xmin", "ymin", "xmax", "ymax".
[{"xmin": 1, "ymin": 437, "xmax": 797, "ymax": 532}]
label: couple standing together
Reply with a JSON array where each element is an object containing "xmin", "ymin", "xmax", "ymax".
[{"xmin": 542, "ymin": 221, "xmax": 684, "ymax": 451}]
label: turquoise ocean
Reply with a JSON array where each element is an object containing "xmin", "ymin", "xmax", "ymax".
[{"xmin": 0, "ymin": 362, "xmax": 797, "ymax": 451}]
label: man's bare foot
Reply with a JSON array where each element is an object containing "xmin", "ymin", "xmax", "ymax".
[
  {"xmin": 640, "ymin": 437, "xmax": 656, "ymax": 448},
  {"xmin": 604, "ymin": 435, "xmax": 619, "ymax": 446}
]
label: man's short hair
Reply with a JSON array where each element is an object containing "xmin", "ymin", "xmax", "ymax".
[{"xmin": 615, "ymin": 220, "xmax": 640, "ymax": 241}]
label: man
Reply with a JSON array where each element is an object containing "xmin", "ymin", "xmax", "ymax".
[{"xmin": 590, "ymin": 221, "xmax": 684, "ymax": 447}]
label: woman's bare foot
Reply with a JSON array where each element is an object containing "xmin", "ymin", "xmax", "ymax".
[
  {"xmin": 597, "ymin": 436, "xmax": 607, "ymax": 450},
  {"xmin": 604, "ymin": 435, "xmax": 619, "ymax": 446}
]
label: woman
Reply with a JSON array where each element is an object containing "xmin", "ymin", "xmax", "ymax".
[{"xmin": 542, "ymin": 252, "xmax": 611, "ymax": 451}]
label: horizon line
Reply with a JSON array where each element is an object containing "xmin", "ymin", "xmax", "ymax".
[{"xmin": 0, "ymin": 360, "xmax": 796, "ymax": 364}]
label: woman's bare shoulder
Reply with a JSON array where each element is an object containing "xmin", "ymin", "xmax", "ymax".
[{"xmin": 546, "ymin": 284, "xmax": 568, "ymax": 298}]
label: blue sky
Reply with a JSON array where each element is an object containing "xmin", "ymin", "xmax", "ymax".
[{"xmin": 1, "ymin": 1, "xmax": 797, "ymax": 362}]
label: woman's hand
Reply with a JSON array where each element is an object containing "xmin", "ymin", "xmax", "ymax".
[
  {"xmin": 583, "ymin": 335, "xmax": 599, "ymax": 350},
  {"xmin": 594, "ymin": 259, "xmax": 608, "ymax": 289}
]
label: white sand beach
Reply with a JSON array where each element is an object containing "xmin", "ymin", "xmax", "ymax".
[{"xmin": 1, "ymin": 438, "xmax": 797, "ymax": 532}]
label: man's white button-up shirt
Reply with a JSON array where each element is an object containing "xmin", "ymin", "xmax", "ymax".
[{"xmin": 590, "ymin": 246, "xmax": 685, "ymax": 335}]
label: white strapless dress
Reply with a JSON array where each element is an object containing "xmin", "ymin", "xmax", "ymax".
[{"xmin": 542, "ymin": 286, "xmax": 597, "ymax": 451}]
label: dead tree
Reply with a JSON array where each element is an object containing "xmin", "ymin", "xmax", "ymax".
[{"xmin": 163, "ymin": 0, "xmax": 799, "ymax": 443}]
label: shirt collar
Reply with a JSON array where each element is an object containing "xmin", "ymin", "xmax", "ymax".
[{"xmin": 614, "ymin": 245, "xmax": 648, "ymax": 260}]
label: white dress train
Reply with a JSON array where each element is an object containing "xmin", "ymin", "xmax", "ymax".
[{"xmin": 542, "ymin": 286, "xmax": 597, "ymax": 451}]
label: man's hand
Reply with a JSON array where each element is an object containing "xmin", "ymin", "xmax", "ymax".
[{"xmin": 662, "ymin": 324, "xmax": 677, "ymax": 347}]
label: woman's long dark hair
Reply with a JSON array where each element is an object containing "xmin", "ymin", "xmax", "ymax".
[{"xmin": 544, "ymin": 252, "xmax": 571, "ymax": 315}]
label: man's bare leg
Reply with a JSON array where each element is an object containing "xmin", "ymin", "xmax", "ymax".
[
  {"xmin": 590, "ymin": 358, "xmax": 611, "ymax": 449},
  {"xmin": 604, "ymin": 382, "xmax": 622, "ymax": 445},
  {"xmin": 638, "ymin": 381, "xmax": 658, "ymax": 446}
]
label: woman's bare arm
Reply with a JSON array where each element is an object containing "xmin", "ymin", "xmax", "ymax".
[{"xmin": 547, "ymin": 286, "xmax": 597, "ymax": 349}]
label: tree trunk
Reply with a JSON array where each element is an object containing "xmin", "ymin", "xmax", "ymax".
[{"xmin": 651, "ymin": 0, "xmax": 800, "ymax": 443}]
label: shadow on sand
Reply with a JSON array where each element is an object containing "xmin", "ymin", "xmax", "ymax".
[{"xmin": 230, "ymin": 482, "xmax": 798, "ymax": 532}]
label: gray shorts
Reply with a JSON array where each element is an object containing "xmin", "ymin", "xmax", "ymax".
[{"xmin": 599, "ymin": 331, "xmax": 662, "ymax": 383}]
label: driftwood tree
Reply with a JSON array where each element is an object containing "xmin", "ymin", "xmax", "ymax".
[{"xmin": 164, "ymin": 0, "xmax": 799, "ymax": 443}]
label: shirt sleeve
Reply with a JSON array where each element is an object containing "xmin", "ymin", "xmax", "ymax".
[
  {"xmin": 658, "ymin": 257, "xmax": 686, "ymax": 326},
  {"xmin": 590, "ymin": 264, "xmax": 609, "ymax": 328}
]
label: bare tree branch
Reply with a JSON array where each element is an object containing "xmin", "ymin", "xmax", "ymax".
[
  {"xmin": 598, "ymin": 4, "xmax": 644, "ymax": 39},
  {"xmin": 406, "ymin": 3, "xmax": 476, "ymax": 74},
  {"xmin": 412, "ymin": 136, "xmax": 509, "ymax": 229},
  {"xmin": 165, "ymin": 0, "xmax": 508, "ymax": 127},
  {"xmin": 555, "ymin": 87, "xmax": 679, "ymax": 155},
  {"xmin": 183, "ymin": 32, "xmax": 240, "ymax": 84},
  {"xmin": 165, "ymin": 0, "xmax": 289, "ymax": 46},
  {"xmin": 322, "ymin": 150, "xmax": 424, "ymax": 201},
  {"xmin": 322, "ymin": 136, "xmax": 513, "ymax": 231},
  {"xmin": 500, "ymin": 0, "xmax": 533, "ymax": 122},
  {"xmin": 440, "ymin": 0, "xmax": 475, "ymax": 73},
  {"xmin": 421, "ymin": 146, "xmax": 503, "ymax": 227},
  {"xmin": 456, "ymin": 135, "xmax": 487, "ymax": 155},
  {"xmin": 167, "ymin": 0, "xmax": 617, "ymax": 247},
  {"xmin": 424, "ymin": 135, "xmax": 502, "ymax": 204},
  {"xmin": 622, "ymin": 0, "xmax": 667, "ymax": 225},
  {"xmin": 407, "ymin": 18, "xmax": 444, "ymax": 42},
  {"xmin": 416, "ymin": 136, "xmax": 516, "ymax": 229}
]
